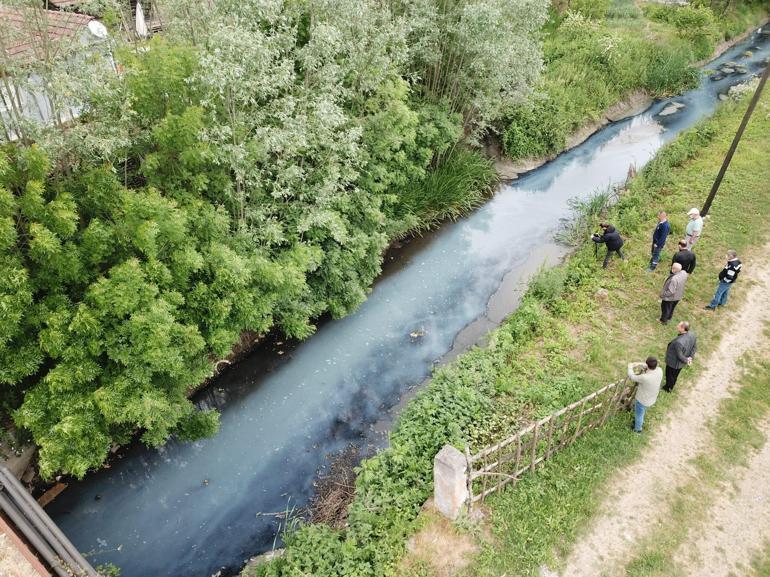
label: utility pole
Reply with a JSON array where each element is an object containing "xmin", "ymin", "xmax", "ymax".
[{"xmin": 701, "ymin": 57, "xmax": 770, "ymax": 217}]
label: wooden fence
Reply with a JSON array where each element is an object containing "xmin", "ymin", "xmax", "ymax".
[{"xmin": 465, "ymin": 378, "xmax": 636, "ymax": 506}]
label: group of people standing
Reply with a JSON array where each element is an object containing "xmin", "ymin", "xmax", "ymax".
[{"xmin": 592, "ymin": 207, "xmax": 744, "ymax": 433}]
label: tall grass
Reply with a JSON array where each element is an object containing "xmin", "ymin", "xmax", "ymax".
[
  {"xmin": 397, "ymin": 148, "xmax": 497, "ymax": 231},
  {"xmin": 501, "ymin": 1, "xmax": 764, "ymax": 160},
  {"xmin": 555, "ymin": 186, "xmax": 619, "ymax": 247}
]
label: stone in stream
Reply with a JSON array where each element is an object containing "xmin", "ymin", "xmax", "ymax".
[
  {"xmin": 720, "ymin": 67, "xmax": 735, "ymax": 74},
  {"xmin": 742, "ymin": 50, "xmax": 753, "ymax": 58},
  {"xmin": 710, "ymin": 73, "xmax": 724, "ymax": 81},
  {"xmin": 735, "ymin": 65, "xmax": 748, "ymax": 74},
  {"xmin": 659, "ymin": 103, "xmax": 684, "ymax": 116},
  {"xmin": 671, "ymin": 102, "xmax": 686, "ymax": 109},
  {"xmin": 718, "ymin": 93, "xmax": 728, "ymax": 101}
]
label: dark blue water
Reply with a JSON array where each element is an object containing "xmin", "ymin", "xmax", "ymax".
[{"xmin": 47, "ymin": 30, "xmax": 770, "ymax": 577}]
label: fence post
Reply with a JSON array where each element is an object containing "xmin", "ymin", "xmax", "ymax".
[{"xmin": 434, "ymin": 445, "xmax": 469, "ymax": 520}]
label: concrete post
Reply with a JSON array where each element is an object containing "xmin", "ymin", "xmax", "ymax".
[{"xmin": 433, "ymin": 445, "xmax": 469, "ymax": 520}]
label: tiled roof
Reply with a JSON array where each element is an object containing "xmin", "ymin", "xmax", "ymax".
[{"xmin": 0, "ymin": 5, "xmax": 93, "ymax": 64}]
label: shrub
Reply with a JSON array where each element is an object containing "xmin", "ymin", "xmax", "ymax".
[
  {"xmin": 502, "ymin": 95, "xmax": 569, "ymax": 158},
  {"xmin": 642, "ymin": 43, "xmax": 700, "ymax": 95}
]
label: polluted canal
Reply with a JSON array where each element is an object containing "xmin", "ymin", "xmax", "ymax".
[{"xmin": 47, "ymin": 30, "xmax": 770, "ymax": 577}]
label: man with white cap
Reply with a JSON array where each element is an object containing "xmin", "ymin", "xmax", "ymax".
[{"xmin": 685, "ymin": 208, "xmax": 703, "ymax": 249}]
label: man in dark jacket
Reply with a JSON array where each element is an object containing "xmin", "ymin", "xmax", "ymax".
[
  {"xmin": 705, "ymin": 250, "xmax": 742, "ymax": 310},
  {"xmin": 672, "ymin": 239, "xmax": 697, "ymax": 274},
  {"xmin": 647, "ymin": 211, "xmax": 670, "ymax": 271},
  {"xmin": 664, "ymin": 321, "xmax": 696, "ymax": 392},
  {"xmin": 592, "ymin": 223, "xmax": 624, "ymax": 269}
]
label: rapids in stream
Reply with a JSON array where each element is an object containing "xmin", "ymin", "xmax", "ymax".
[{"xmin": 47, "ymin": 29, "xmax": 770, "ymax": 577}]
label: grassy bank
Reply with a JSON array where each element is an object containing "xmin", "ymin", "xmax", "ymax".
[
  {"xmin": 410, "ymin": 84, "xmax": 770, "ymax": 576},
  {"xmin": 250, "ymin": 46, "xmax": 770, "ymax": 577},
  {"xmin": 501, "ymin": 0, "xmax": 769, "ymax": 159}
]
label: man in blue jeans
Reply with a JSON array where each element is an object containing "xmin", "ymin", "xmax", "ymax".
[
  {"xmin": 705, "ymin": 250, "xmax": 741, "ymax": 310},
  {"xmin": 647, "ymin": 211, "xmax": 670, "ymax": 272},
  {"xmin": 627, "ymin": 357, "xmax": 663, "ymax": 433}
]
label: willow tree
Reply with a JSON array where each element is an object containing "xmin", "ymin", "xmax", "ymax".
[{"xmin": 391, "ymin": 0, "xmax": 548, "ymax": 136}]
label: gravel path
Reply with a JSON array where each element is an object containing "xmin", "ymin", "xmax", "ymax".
[{"xmin": 559, "ymin": 245, "xmax": 770, "ymax": 577}]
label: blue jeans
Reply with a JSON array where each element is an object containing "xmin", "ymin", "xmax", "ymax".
[
  {"xmin": 708, "ymin": 281, "xmax": 732, "ymax": 308},
  {"xmin": 634, "ymin": 400, "xmax": 648, "ymax": 432},
  {"xmin": 649, "ymin": 245, "xmax": 663, "ymax": 268}
]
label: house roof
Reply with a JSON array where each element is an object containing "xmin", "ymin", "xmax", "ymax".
[{"xmin": 0, "ymin": 5, "xmax": 93, "ymax": 64}]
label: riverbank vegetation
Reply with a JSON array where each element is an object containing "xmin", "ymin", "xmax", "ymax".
[
  {"xmin": 255, "ymin": 79, "xmax": 770, "ymax": 577},
  {"xmin": 249, "ymin": 67, "xmax": 770, "ymax": 577},
  {"xmin": 501, "ymin": 0, "xmax": 769, "ymax": 159},
  {"xmin": 1, "ymin": 0, "xmax": 545, "ymax": 478}
]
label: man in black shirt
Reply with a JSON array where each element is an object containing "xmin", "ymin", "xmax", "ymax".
[
  {"xmin": 671, "ymin": 240, "xmax": 696, "ymax": 274},
  {"xmin": 705, "ymin": 250, "xmax": 741, "ymax": 310}
]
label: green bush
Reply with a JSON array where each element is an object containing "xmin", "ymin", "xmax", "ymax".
[
  {"xmin": 503, "ymin": 96, "xmax": 569, "ymax": 158},
  {"xmin": 569, "ymin": 0, "xmax": 612, "ymax": 20},
  {"xmin": 642, "ymin": 42, "xmax": 700, "ymax": 95}
]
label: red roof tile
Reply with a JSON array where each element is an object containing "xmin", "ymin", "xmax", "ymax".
[{"xmin": 0, "ymin": 5, "xmax": 93, "ymax": 64}]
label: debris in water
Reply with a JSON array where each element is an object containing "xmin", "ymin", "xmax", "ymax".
[
  {"xmin": 409, "ymin": 328, "xmax": 426, "ymax": 339},
  {"xmin": 202, "ymin": 479, "xmax": 209, "ymax": 486}
]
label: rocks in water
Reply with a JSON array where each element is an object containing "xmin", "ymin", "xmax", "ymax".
[
  {"xmin": 718, "ymin": 93, "xmax": 728, "ymax": 101},
  {"xmin": 710, "ymin": 73, "xmax": 724, "ymax": 81},
  {"xmin": 742, "ymin": 50, "xmax": 753, "ymax": 58},
  {"xmin": 735, "ymin": 65, "xmax": 748, "ymax": 74},
  {"xmin": 720, "ymin": 66, "xmax": 735, "ymax": 75},
  {"xmin": 761, "ymin": 28, "xmax": 770, "ymax": 37},
  {"xmin": 659, "ymin": 102, "xmax": 685, "ymax": 116}
]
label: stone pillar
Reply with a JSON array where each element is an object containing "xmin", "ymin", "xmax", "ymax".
[{"xmin": 433, "ymin": 445, "xmax": 469, "ymax": 520}]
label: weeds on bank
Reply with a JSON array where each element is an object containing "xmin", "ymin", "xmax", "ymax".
[
  {"xmin": 252, "ymin": 35, "xmax": 770, "ymax": 577},
  {"xmin": 416, "ymin": 83, "xmax": 770, "ymax": 577},
  {"xmin": 501, "ymin": 0, "xmax": 768, "ymax": 160}
]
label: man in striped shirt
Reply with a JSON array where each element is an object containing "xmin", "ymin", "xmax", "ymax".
[{"xmin": 705, "ymin": 250, "xmax": 742, "ymax": 310}]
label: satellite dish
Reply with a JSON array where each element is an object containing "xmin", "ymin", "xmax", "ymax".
[
  {"xmin": 136, "ymin": 1, "xmax": 149, "ymax": 38},
  {"xmin": 87, "ymin": 20, "xmax": 109, "ymax": 39}
]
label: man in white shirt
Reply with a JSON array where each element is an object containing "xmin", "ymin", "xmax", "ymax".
[
  {"xmin": 685, "ymin": 208, "xmax": 703, "ymax": 249},
  {"xmin": 627, "ymin": 357, "xmax": 663, "ymax": 433}
]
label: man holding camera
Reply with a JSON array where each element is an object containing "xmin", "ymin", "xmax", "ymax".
[
  {"xmin": 592, "ymin": 223, "xmax": 625, "ymax": 269},
  {"xmin": 660, "ymin": 262, "xmax": 688, "ymax": 324},
  {"xmin": 627, "ymin": 357, "xmax": 663, "ymax": 433}
]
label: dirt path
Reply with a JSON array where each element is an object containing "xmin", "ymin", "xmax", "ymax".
[
  {"xmin": 672, "ymin": 421, "xmax": 770, "ymax": 577},
  {"xmin": 559, "ymin": 244, "xmax": 770, "ymax": 577}
]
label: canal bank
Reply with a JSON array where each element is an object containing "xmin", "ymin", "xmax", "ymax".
[{"xmin": 45, "ymin": 28, "xmax": 770, "ymax": 577}]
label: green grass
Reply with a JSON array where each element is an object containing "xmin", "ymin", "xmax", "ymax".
[
  {"xmin": 250, "ymin": 40, "xmax": 770, "ymax": 577},
  {"xmin": 502, "ymin": 2, "xmax": 768, "ymax": 159},
  {"xmin": 751, "ymin": 542, "xmax": 770, "ymax": 577},
  {"xmin": 397, "ymin": 148, "xmax": 497, "ymax": 233},
  {"xmin": 452, "ymin": 88, "xmax": 770, "ymax": 577},
  {"xmin": 622, "ymin": 356, "xmax": 770, "ymax": 577}
]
